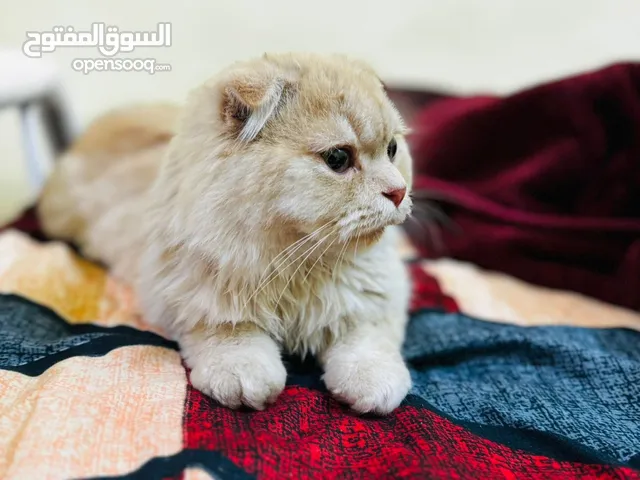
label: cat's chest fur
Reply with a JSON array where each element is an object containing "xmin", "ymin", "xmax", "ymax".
[
  {"xmin": 141, "ymin": 227, "xmax": 405, "ymax": 357},
  {"xmin": 147, "ymin": 229, "xmax": 397, "ymax": 356},
  {"xmin": 268, "ymin": 252, "xmax": 389, "ymax": 354}
]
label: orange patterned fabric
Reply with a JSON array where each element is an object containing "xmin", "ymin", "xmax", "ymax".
[
  {"xmin": 0, "ymin": 230, "xmax": 146, "ymax": 329},
  {"xmin": 0, "ymin": 230, "xmax": 185, "ymax": 479}
]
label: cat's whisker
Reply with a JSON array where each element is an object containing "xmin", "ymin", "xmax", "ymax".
[
  {"xmin": 408, "ymin": 212, "xmax": 446, "ymax": 255},
  {"xmin": 250, "ymin": 231, "xmax": 329, "ymax": 299},
  {"xmin": 244, "ymin": 225, "xmax": 338, "ymax": 310},
  {"xmin": 269, "ymin": 223, "xmax": 332, "ymax": 275},
  {"xmin": 406, "ymin": 214, "xmax": 428, "ymax": 239},
  {"xmin": 353, "ymin": 224, "xmax": 363, "ymax": 259},
  {"xmin": 408, "ymin": 215, "xmax": 428, "ymax": 235},
  {"xmin": 332, "ymin": 231, "xmax": 352, "ymax": 282},
  {"xmin": 302, "ymin": 231, "xmax": 340, "ymax": 285},
  {"xmin": 412, "ymin": 202, "xmax": 460, "ymax": 234},
  {"xmin": 242, "ymin": 244, "xmax": 309, "ymax": 309},
  {"xmin": 412, "ymin": 203, "xmax": 448, "ymax": 226},
  {"xmin": 241, "ymin": 221, "xmax": 332, "ymax": 300},
  {"xmin": 272, "ymin": 227, "xmax": 339, "ymax": 309},
  {"xmin": 410, "ymin": 189, "xmax": 457, "ymax": 204},
  {"xmin": 425, "ymin": 220, "xmax": 445, "ymax": 255}
]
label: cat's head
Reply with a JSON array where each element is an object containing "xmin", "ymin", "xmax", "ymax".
[{"xmin": 163, "ymin": 53, "xmax": 412, "ymax": 250}]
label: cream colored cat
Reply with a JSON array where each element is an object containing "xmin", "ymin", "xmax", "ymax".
[{"xmin": 38, "ymin": 53, "xmax": 414, "ymax": 414}]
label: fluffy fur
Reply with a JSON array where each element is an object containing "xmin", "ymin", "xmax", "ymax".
[{"xmin": 38, "ymin": 53, "xmax": 414, "ymax": 414}]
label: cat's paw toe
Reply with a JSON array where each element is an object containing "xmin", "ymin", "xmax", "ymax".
[
  {"xmin": 189, "ymin": 343, "xmax": 287, "ymax": 410},
  {"xmin": 323, "ymin": 352, "xmax": 411, "ymax": 415}
]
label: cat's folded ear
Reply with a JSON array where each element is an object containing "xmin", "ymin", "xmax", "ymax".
[{"xmin": 221, "ymin": 64, "xmax": 294, "ymax": 142}]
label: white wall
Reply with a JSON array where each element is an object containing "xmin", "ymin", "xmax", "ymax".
[{"xmin": 1, "ymin": 0, "xmax": 639, "ymax": 222}]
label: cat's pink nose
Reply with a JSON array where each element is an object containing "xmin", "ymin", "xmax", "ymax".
[{"xmin": 382, "ymin": 187, "xmax": 406, "ymax": 208}]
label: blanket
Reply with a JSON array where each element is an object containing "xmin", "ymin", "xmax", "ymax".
[
  {"xmin": 1, "ymin": 209, "xmax": 639, "ymax": 480},
  {"xmin": 400, "ymin": 62, "xmax": 640, "ymax": 311}
]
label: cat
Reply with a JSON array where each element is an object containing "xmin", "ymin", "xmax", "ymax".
[{"xmin": 38, "ymin": 52, "xmax": 414, "ymax": 414}]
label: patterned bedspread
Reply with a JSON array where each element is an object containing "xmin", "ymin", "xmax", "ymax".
[{"xmin": 0, "ymin": 210, "xmax": 639, "ymax": 480}]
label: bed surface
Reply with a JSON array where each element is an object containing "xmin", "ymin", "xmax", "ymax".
[{"xmin": 0, "ymin": 216, "xmax": 638, "ymax": 479}]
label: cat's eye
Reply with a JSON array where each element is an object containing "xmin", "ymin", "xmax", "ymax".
[
  {"xmin": 387, "ymin": 138, "xmax": 398, "ymax": 161},
  {"xmin": 322, "ymin": 148, "xmax": 352, "ymax": 173}
]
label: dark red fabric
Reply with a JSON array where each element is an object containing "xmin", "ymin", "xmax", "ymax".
[
  {"xmin": 405, "ymin": 63, "xmax": 640, "ymax": 311},
  {"xmin": 180, "ymin": 264, "xmax": 640, "ymax": 479},
  {"xmin": 183, "ymin": 386, "xmax": 640, "ymax": 480},
  {"xmin": 0, "ymin": 207, "xmax": 43, "ymax": 238}
]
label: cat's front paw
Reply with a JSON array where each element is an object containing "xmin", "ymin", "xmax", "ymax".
[
  {"xmin": 323, "ymin": 349, "xmax": 411, "ymax": 415},
  {"xmin": 188, "ymin": 336, "xmax": 287, "ymax": 410}
]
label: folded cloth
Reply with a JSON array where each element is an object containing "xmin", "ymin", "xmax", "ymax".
[{"xmin": 404, "ymin": 63, "xmax": 640, "ymax": 311}]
